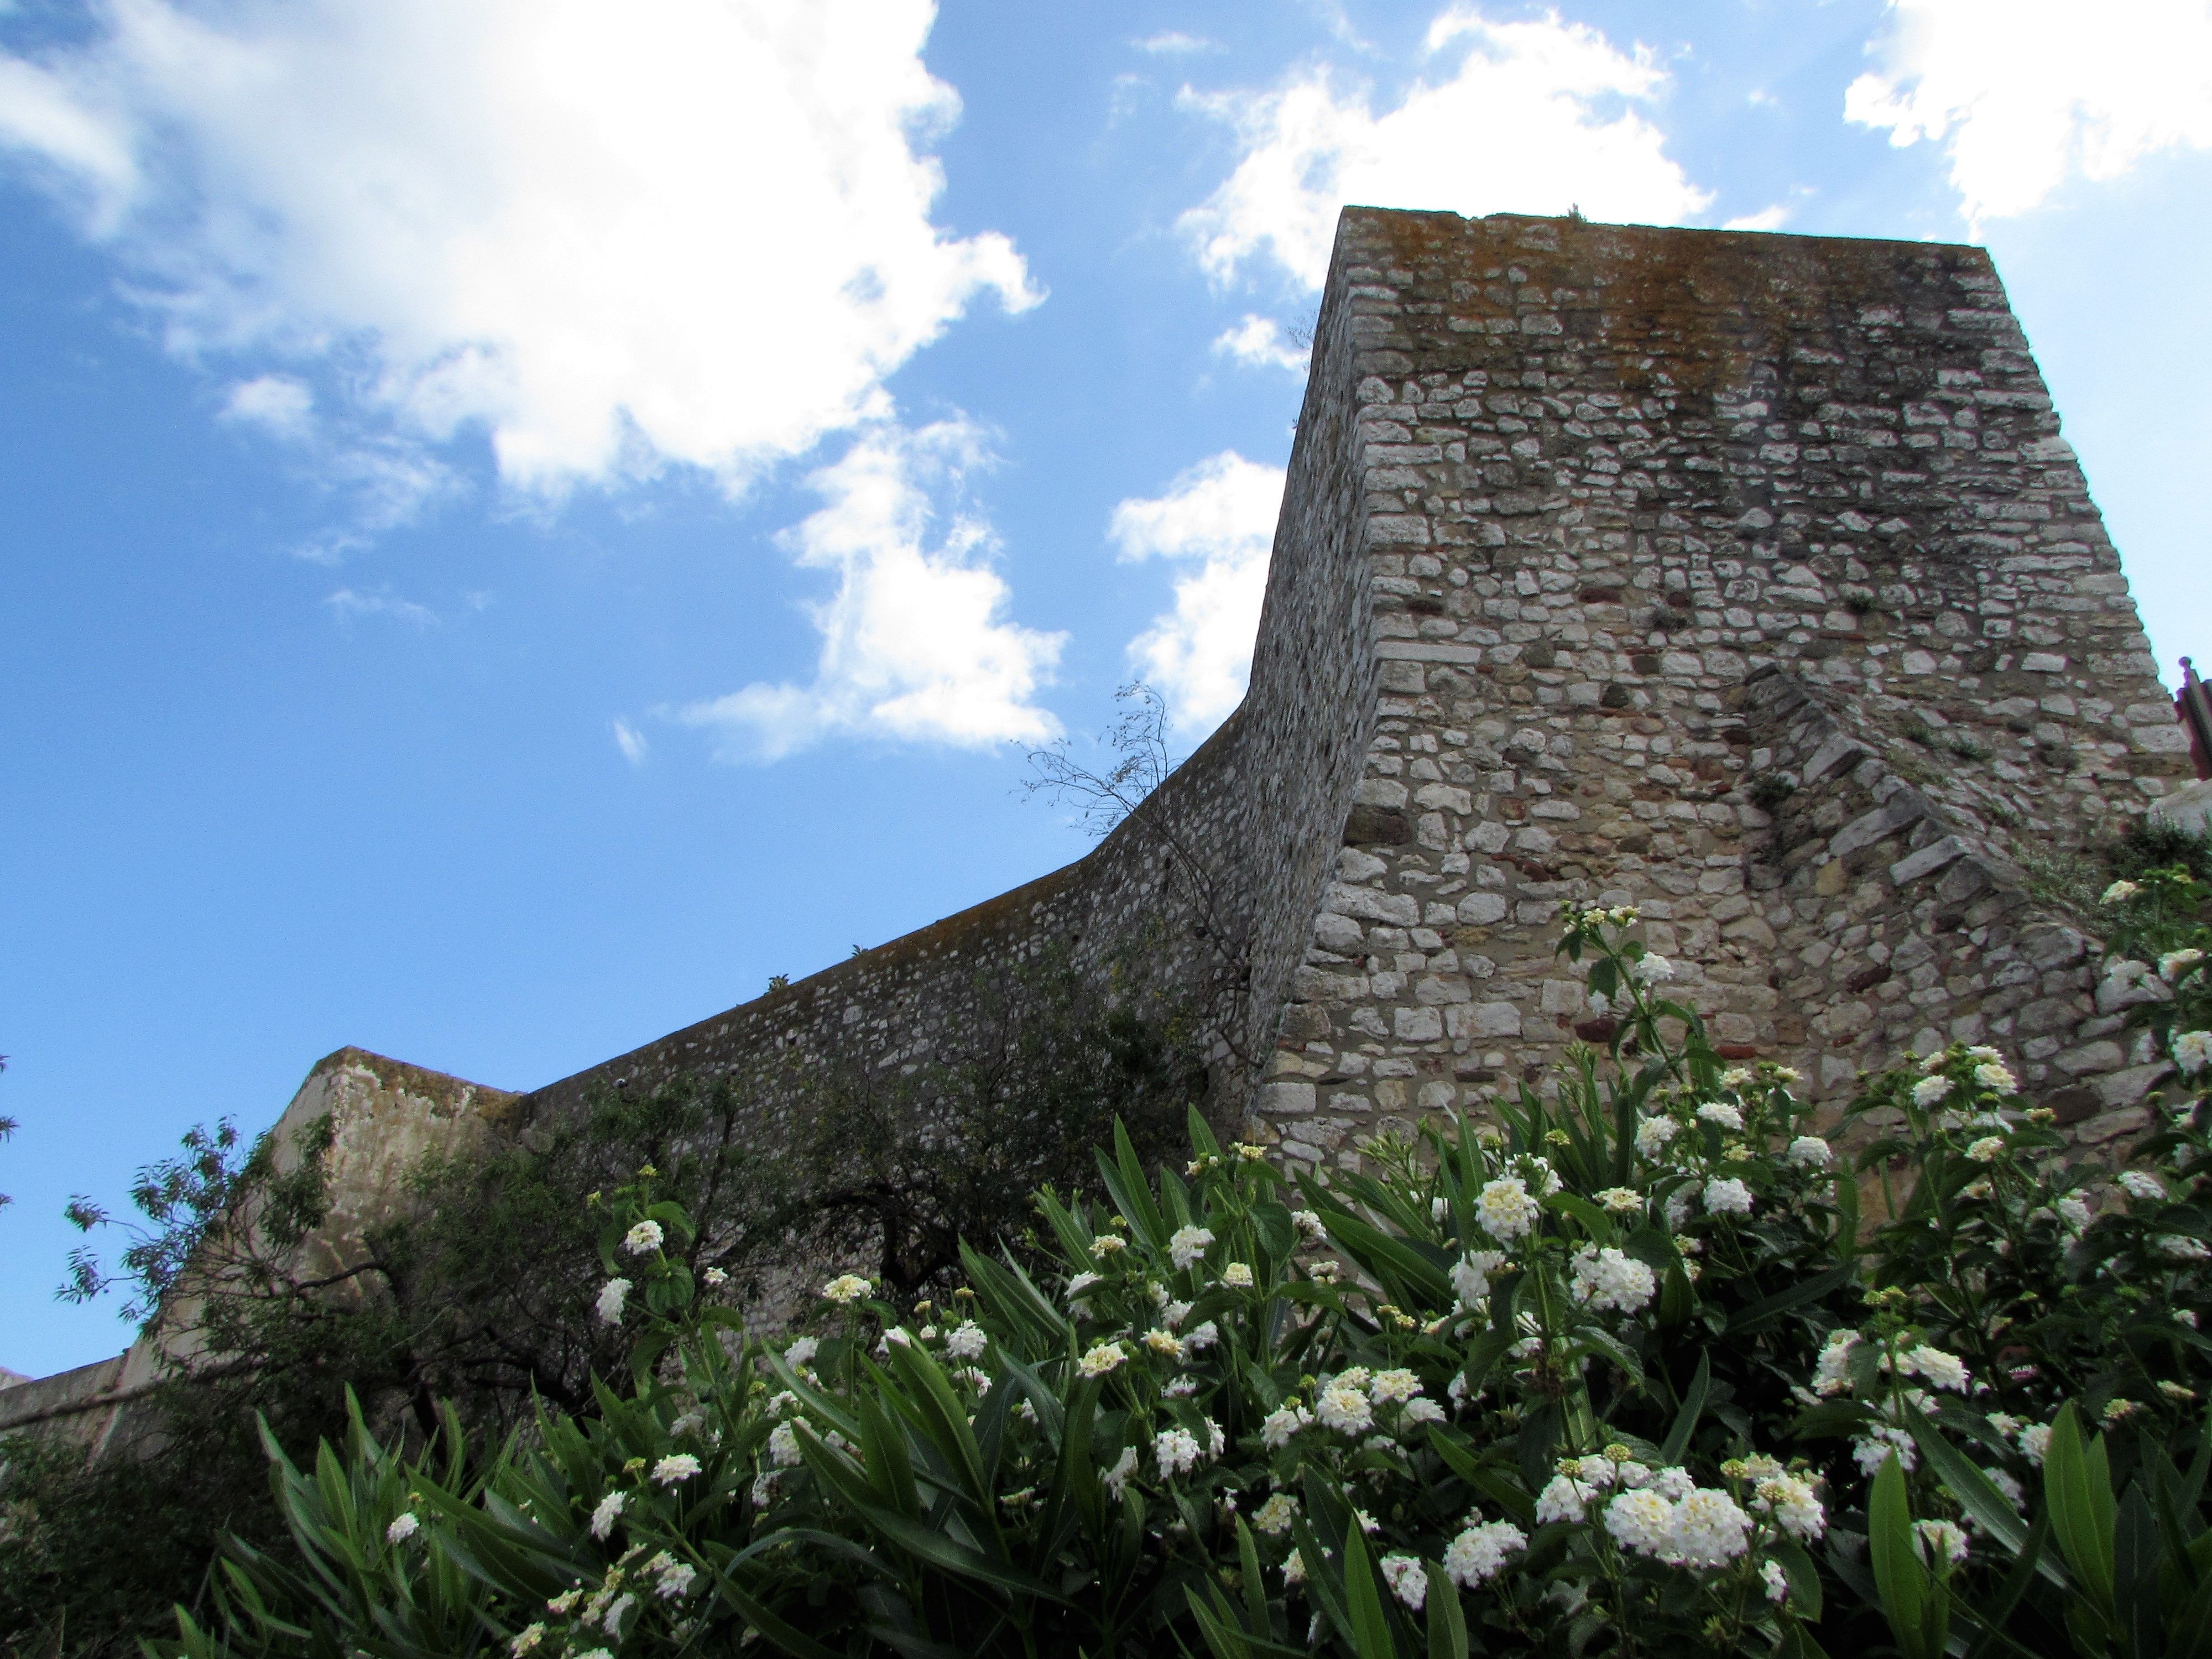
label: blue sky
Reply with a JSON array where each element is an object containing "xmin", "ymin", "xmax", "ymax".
[{"xmin": 4, "ymin": 0, "xmax": 2210, "ymax": 1378}]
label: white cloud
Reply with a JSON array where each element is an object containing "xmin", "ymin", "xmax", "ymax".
[
  {"xmin": 1111, "ymin": 451, "xmax": 1285, "ymax": 735},
  {"xmin": 1212, "ymin": 314, "xmax": 1311, "ymax": 372},
  {"xmin": 0, "ymin": 0, "xmax": 1038, "ymax": 497},
  {"xmin": 325, "ymin": 587, "xmax": 436, "ymax": 627},
  {"xmin": 221, "ymin": 374, "xmax": 314, "ymax": 441},
  {"xmin": 1178, "ymin": 7, "xmax": 1711, "ymax": 289},
  {"xmin": 1134, "ymin": 32, "xmax": 1218, "ymax": 55},
  {"xmin": 1723, "ymin": 205, "xmax": 1791, "ymax": 232},
  {"xmin": 612, "ymin": 718, "xmax": 649, "ymax": 766},
  {"xmin": 680, "ymin": 419, "xmax": 1065, "ymax": 761},
  {"xmin": 1846, "ymin": 0, "xmax": 2212, "ymax": 224}
]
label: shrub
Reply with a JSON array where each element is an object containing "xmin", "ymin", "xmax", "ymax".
[
  {"xmin": 140, "ymin": 898, "xmax": 2212, "ymax": 1658},
  {"xmin": 1, "ymin": 950, "xmax": 1198, "ymax": 1656}
]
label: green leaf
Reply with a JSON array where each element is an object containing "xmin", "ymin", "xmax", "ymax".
[
  {"xmin": 2116, "ymin": 1481, "xmax": 2159, "ymax": 1658},
  {"xmin": 1870, "ymin": 1452, "xmax": 1934, "ymax": 1659},
  {"xmin": 1723, "ymin": 1264, "xmax": 1856, "ymax": 1336},
  {"xmin": 1187, "ymin": 1104, "xmax": 1224, "ymax": 1162},
  {"xmin": 2167, "ymin": 1567, "xmax": 2212, "ymax": 1659},
  {"xmin": 855, "ymin": 1390, "xmax": 920, "ymax": 1518},
  {"xmin": 1425, "ymin": 1560, "xmax": 1467, "ymax": 1659},
  {"xmin": 1773, "ymin": 1626, "xmax": 1835, "ymax": 1659},
  {"xmin": 1236, "ymin": 1515, "xmax": 1273, "ymax": 1641},
  {"xmin": 1291, "ymin": 1517, "xmax": 1355, "ymax": 1652},
  {"xmin": 1905, "ymin": 1404, "xmax": 2064, "ymax": 1587},
  {"xmin": 882, "ymin": 1340, "xmax": 997, "ymax": 1528},
  {"xmin": 1252, "ymin": 1202, "xmax": 1296, "ymax": 1261},
  {"xmin": 2047, "ymin": 1402, "xmax": 2117, "ymax": 1618},
  {"xmin": 1660, "ymin": 1351, "xmax": 1709, "ymax": 1465},
  {"xmin": 1109, "ymin": 1117, "xmax": 1168, "ymax": 1245},
  {"xmin": 959, "ymin": 1241, "xmax": 1068, "ymax": 1351},
  {"xmin": 1040, "ymin": 1374, "xmax": 1100, "ymax": 1544},
  {"xmin": 1548, "ymin": 1192, "xmax": 1615, "ymax": 1243},
  {"xmin": 1307, "ymin": 1204, "xmax": 1452, "ymax": 1306},
  {"xmin": 1834, "ymin": 1163, "xmax": 1860, "ymax": 1253},
  {"xmin": 712, "ymin": 1569, "xmax": 844, "ymax": 1659},
  {"xmin": 1770, "ymin": 1536, "xmax": 1824, "ymax": 1623},
  {"xmin": 1341, "ymin": 1526, "xmax": 1398, "ymax": 1659}
]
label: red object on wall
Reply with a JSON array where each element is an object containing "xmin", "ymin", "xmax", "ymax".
[{"xmin": 2179, "ymin": 658, "xmax": 2212, "ymax": 781}]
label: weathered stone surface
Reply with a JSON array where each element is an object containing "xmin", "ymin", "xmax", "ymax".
[
  {"xmin": 1232, "ymin": 209, "xmax": 2183, "ymax": 1163},
  {"xmin": 19, "ymin": 208, "xmax": 2190, "ymax": 1415},
  {"xmin": 0, "ymin": 1050, "xmax": 518, "ymax": 1447}
]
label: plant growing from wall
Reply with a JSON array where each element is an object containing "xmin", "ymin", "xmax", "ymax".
[{"xmin": 1025, "ymin": 683, "xmax": 1260, "ymax": 1076}]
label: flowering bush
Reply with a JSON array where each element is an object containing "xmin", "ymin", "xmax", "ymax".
[{"xmin": 159, "ymin": 902, "xmax": 2211, "ymax": 1659}]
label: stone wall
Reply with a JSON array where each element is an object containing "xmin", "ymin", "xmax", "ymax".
[
  {"xmin": 521, "ymin": 231, "xmax": 1397, "ymax": 1130},
  {"xmin": 13, "ymin": 207, "xmax": 2190, "ymax": 1411},
  {"xmin": 1247, "ymin": 210, "xmax": 2190, "ymax": 1175},
  {"xmin": 0, "ymin": 1049, "xmax": 518, "ymax": 1446}
]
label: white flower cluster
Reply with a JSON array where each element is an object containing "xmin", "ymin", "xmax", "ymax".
[
  {"xmin": 1451, "ymin": 1249, "xmax": 1509, "ymax": 1312},
  {"xmin": 2175, "ymin": 1030, "xmax": 2212, "ymax": 1073},
  {"xmin": 1568, "ymin": 1245, "xmax": 1657, "ymax": 1314},
  {"xmin": 589, "ymin": 1490, "xmax": 625, "ymax": 1540},
  {"xmin": 769, "ymin": 1418, "xmax": 811, "ymax": 1468},
  {"xmin": 1077, "ymin": 1341, "xmax": 1126, "ymax": 1376},
  {"xmin": 1812, "ymin": 1329, "xmax": 1859, "ymax": 1396},
  {"xmin": 1896, "ymin": 1344, "xmax": 1970, "ymax": 1392},
  {"xmin": 1604, "ymin": 1485, "xmax": 1752, "ymax": 1568},
  {"xmin": 596, "ymin": 1278, "xmax": 630, "ymax": 1326},
  {"xmin": 1379, "ymin": 1554, "xmax": 1427, "ymax": 1610},
  {"xmin": 1167, "ymin": 1225, "xmax": 1214, "ymax": 1269},
  {"xmin": 648, "ymin": 1552, "xmax": 698, "ymax": 1601},
  {"xmin": 1154, "ymin": 1425, "xmax": 1202, "ymax": 1478},
  {"xmin": 1914, "ymin": 1519, "xmax": 1970, "ymax": 1567},
  {"xmin": 1535, "ymin": 1453, "xmax": 1786, "ymax": 1573},
  {"xmin": 1853, "ymin": 1423, "xmax": 1917, "ymax": 1477},
  {"xmin": 1261, "ymin": 1402, "xmax": 1313, "ymax": 1448},
  {"xmin": 1750, "ymin": 1472, "xmax": 1824, "ymax": 1541},
  {"xmin": 1316, "ymin": 1378, "xmax": 1373, "ymax": 1436},
  {"xmin": 1476, "ymin": 1176, "xmax": 1540, "ymax": 1243},
  {"xmin": 1442, "ymin": 1516, "xmax": 1528, "ymax": 1586},
  {"xmin": 1786, "ymin": 1135, "xmax": 1832, "ymax": 1168},
  {"xmin": 1703, "ymin": 1177, "xmax": 1754, "ymax": 1217}
]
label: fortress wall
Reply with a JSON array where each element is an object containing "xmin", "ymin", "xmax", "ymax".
[
  {"xmin": 513, "ymin": 719, "xmax": 1269, "ymax": 1139},
  {"xmin": 0, "ymin": 1050, "xmax": 517, "ymax": 1446},
  {"xmin": 18, "ymin": 208, "xmax": 2191, "ymax": 1412},
  {"xmin": 1247, "ymin": 210, "xmax": 2189, "ymax": 1172},
  {"xmin": 515, "ymin": 226, "xmax": 1413, "ymax": 1133}
]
